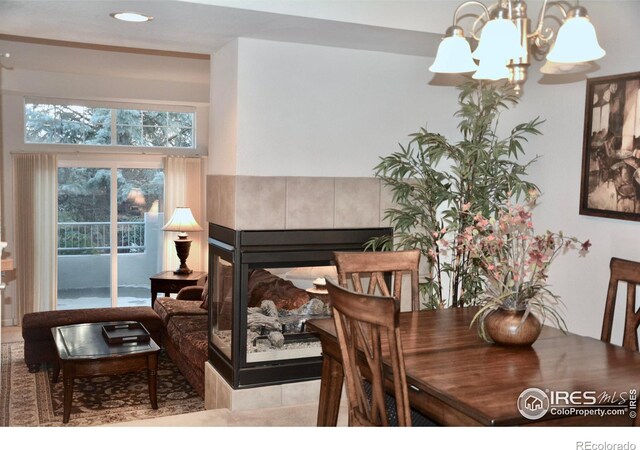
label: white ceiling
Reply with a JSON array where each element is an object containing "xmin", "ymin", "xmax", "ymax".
[{"xmin": 0, "ymin": 0, "xmax": 442, "ymax": 57}]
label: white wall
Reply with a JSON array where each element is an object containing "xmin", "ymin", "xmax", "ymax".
[
  {"xmin": 227, "ymin": 37, "xmax": 459, "ymax": 177},
  {"xmin": 0, "ymin": 40, "xmax": 210, "ymax": 325},
  {"xmin": 210, "ymin": 39, "xmax": 239, "ymax": 176}
]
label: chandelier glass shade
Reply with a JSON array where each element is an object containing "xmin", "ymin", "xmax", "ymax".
[
  {"xmin": 473, "ymin": 55, "xmax": 511, "ymax": 80},
  {"xmin": 547, "ymin": 16, "xmax": 605, "ymax": 63},
  {"xmin": 428, "ymin": 1, "xmax": 606, "ymax": 94},
  {"xmin": 471, "ymin": 17, "xmax": 526, "ymax": 61},
  {"xmin": 428, "ymin": 29, "xmax": 479, "ymax": 73}
]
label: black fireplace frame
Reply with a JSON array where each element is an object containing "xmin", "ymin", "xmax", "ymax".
[{"xmin": 208, "ymin": 223, "xmax": 393, "ymax": 389}]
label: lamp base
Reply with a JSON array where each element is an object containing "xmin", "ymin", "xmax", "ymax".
[{"xmin": 173, "ymin": 237, "xmax": 193, "ymax": 275}]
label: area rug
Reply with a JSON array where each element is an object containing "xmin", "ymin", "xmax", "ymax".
[{"xmin": 0, "ymin": 342, "xmax": 204, "ymax": 426}]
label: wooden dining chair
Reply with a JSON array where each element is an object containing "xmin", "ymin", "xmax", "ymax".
[
  {"xmin": 601, "ymin": 257, "xmax": 640, "ymax": 351},
  {"xmin": 333, "ymin": 249, "xmax": 421, "ymax": 311},
  {"xmin": 325, "ymin": 277, "xmax": 412, "ymax": 426}
]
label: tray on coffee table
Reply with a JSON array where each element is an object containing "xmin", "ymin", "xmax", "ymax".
[{"xmin": 102, "ymin": 322, "xmax": 150, "ymax": 344}]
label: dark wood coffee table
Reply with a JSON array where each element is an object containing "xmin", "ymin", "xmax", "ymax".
[{"xmin": 51, "ymin": 321, "xmax": 161, "ymax": 423}]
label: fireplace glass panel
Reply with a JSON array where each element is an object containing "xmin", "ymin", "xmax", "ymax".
[
  {"xmin": 245, "ymin": 265, "xmax": 337, "ymax": 363},
  {"xmin": 208, "ymin": 225, "xmax": 393, "ymax": 388},
  {"xmin": 211, "ymin": 254, "xmax": 233, "ymax": 359}
]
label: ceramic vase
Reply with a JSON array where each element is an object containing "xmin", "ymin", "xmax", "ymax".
[{"xmin": 483, "ymin": 308, "xmax": 542, "ymax": 346}]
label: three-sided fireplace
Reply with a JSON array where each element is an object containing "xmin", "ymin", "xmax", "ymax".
[{"xmin": 208, "ymin": 223, "xmax": 392, "ymax": 389}]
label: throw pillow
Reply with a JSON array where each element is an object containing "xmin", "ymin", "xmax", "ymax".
[{"xmin": 200, "ymin": 281, "xmax": 209, "ymax": 310}]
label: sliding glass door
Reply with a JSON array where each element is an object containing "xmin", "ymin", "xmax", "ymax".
[
  {"xmin": 57, "ymin": 161, "xmax": 164, "ymax": 310},
  {"xmin": 116, "ymin": 168, "xmax": 164, "ymax": 306}
]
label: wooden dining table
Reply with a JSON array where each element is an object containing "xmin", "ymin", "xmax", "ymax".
[{"xmin": 306, "ymin": 307, "xmax": 640, "ymax": 426}]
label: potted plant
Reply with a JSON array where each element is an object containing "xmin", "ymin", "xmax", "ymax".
[
  {"xmin": 370, "ymin": 80, "xmax": 542, "ymax": 309},
  {"xmin": 460, "ymin": 192, "xmax": 591, "ymax": 345}
]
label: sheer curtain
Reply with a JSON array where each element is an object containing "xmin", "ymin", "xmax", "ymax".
[
  {"xmin": 163, "ymin": 156, "xmax": 204, "ymax": 272},
  {"xmin": 13, "ymin": 153, "xmax": 58, "ymax": 320}
]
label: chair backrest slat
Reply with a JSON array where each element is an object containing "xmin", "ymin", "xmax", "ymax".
[
  {"xmin": 326, "ymin": 278, "xmax": 411, "ymax": 427},
  {"xmin": 334, "ymin": 249, "xmax": 421, "ymax": 311},
  {"xmin": 601, "ymin": 257, "xmax": 640, "ymax": 351}
]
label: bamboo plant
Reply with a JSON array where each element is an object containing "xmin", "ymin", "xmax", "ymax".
[{"xmin": 369, "ymin": 81, "xmax": 543, "ymax": 308}]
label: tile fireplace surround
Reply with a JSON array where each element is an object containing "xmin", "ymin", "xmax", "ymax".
[
  {"xmin": 204, "ymin": 175, "xmax": 393, "ymax": 412},
  {"xmin": 206, "ymin": 175, "xmax": 392, "ymax": 230}
]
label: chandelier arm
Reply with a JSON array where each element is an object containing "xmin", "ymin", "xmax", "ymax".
[
  {"xmin": 529, "ymin": 0, "xmax": 568, "ymax": 42},
  {"xmin": 453, "ymin": 1, "xmax": 490, "ymax": 25},
  {"xmin": 453, "ymin": 0, "xmax": 491, "ymax": 41}
]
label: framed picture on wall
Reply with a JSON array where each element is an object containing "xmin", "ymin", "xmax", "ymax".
[{"xmin": 580, "ymin": 71, "xmax": 640, "ymax": 221}]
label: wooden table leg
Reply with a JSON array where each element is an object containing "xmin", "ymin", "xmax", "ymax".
[
  {"xmin": 62, "ymin": 363, "xmax": 74, "ymax": 424},
  {"xmin": 317, "ymin": 353, "xmax": 344, "ymax": 426},
  {"xmin": 151, "ymin": 289, "xmax": 158, "ymax": 308},
  {"xmin": 51, "ymin": 358, "xmax": 60, "ymax": 383},
  {"xmin": 148, "ymin": 353, "xmax": 158, "ymax": 409}
]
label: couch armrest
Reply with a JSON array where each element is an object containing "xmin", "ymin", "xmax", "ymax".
[{"xmin": 176, "ymin": 285, "xmax": 204, "ymax": 301}]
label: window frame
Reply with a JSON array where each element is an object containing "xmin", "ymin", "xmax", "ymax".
[{"xmin": 23, "ymin": 97, "xmax": 198, "ymax": 155}]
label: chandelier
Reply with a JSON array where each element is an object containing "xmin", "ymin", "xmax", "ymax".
[{"xmin": 429, "ymin": 0, "xmax": 605, "ymax": 95}]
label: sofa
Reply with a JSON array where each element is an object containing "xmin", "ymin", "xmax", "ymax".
[{"xmin": 153, "ymin": 283, "xmax": 208, "ymax": 398}]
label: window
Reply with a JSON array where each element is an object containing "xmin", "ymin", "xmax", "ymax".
[
  {"xmin": 25, "ymin": 100, "xmax": 195, "ymax": 149},
  {"xmin": 116, "ymin": 110, "xmax": 193, "ymax": 147},
  {"xmin": 25, "ymin": 104, "xmax": 111, "ymax": 145}
]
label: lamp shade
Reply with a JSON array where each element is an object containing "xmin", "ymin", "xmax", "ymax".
[
  {"xmin": 547, "ymin": 16, "xmax": 605, "ymax": 64},
  {"xmin": 472, "ymin": 55, "xmax": 510, "ymax": 80},
  {"xmin": 429, "ymin": 35, "xmax": 478, "ymax": 73},
  {"xmin": 162, "ymin": 207, "xmax": 203, "ymax": 233},
  {"xmin": 472, "ymin": 18, "xmax": 526, "ymax": 61}
]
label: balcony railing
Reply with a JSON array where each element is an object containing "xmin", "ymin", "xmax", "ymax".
[{"xmin": 58, "ymin": 221, "xmax": 145, "ymax": 254}]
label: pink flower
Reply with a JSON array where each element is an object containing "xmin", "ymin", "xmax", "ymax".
[
  {"xmin": 579, "ymin": 240, "xmax": 592, "ymax": 257},
  {"xmin": 477, "ymin": 218, "xmax": 489, "ymax": 228},
  {"xmin": 528, "ymin": 250, "xmax": 546, "ymax": 266}
]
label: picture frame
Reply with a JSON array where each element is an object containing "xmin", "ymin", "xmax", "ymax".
[{"xmin": 580, "ymin": 71, "xmax": 640, "ymax": 221}]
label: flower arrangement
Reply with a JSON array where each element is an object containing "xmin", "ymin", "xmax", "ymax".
[{"xmin": 458, "ymin": 191, "xmax": 591, "ymax": 341}]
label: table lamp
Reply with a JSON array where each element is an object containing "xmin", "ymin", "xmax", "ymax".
[{"xmin": 163, "ymin": 206, "xmax": 203, "ymax": 274}]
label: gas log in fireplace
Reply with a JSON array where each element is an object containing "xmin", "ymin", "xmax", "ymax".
[{"xmin": 208, "ymin": 223, "xmax": 392, "ymax": 389}]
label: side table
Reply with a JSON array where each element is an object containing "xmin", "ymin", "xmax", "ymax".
[{"xmin": 149, "ymin": 270, "xmax": 207, "ymax": 307}]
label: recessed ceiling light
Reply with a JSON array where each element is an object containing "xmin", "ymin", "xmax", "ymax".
[{"xmin": 110, "ymin": 12, "xmax": 153, "ymax": 23}]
